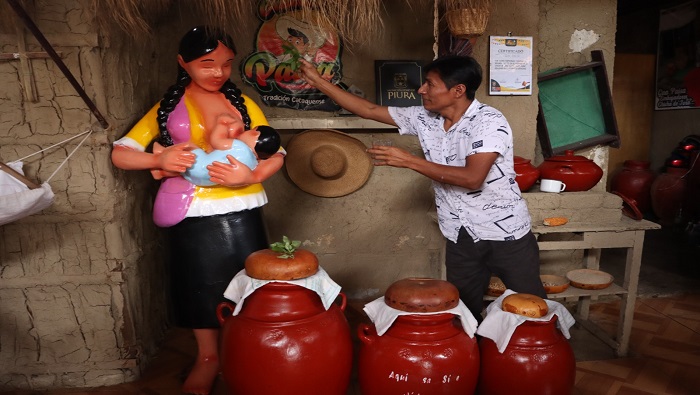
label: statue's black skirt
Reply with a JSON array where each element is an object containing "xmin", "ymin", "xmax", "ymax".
[{"xmin": 166, "ymin": 208, "xmax": 267, "ymax": 328}]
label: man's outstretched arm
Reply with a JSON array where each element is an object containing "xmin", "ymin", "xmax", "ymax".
[{"xmin": 298, "ymin": 59, "xmax": 397, "ymax": 126}]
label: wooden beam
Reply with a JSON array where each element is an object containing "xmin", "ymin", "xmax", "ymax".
[
  {"xmin": 0, "ymin": 161, "xmax": 40, "ymax": 189},
  {"xmin": 15, "ymin": 23, "xmax": 39, "ymax": 102},
  {"xmin": 0, "ymin": 51, "xmax": 58, "ymax": 60},
  {"xmin": 0, "ymin": 33, "xmax": 99, "ymax": 48}
]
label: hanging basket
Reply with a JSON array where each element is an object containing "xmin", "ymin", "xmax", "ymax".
[{"xmin": 445, "ymin": 6, "xmax": 491, "ymax": 39}]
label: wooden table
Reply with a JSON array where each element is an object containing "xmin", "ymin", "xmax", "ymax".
[{"xmin": 531, "ymin": 217, "xmax": 661, "ymax": 356}]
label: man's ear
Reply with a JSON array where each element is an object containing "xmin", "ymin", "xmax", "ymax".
[{"xmin": 452, "ymin": 83, "xmax": 467, "ymax": 98}]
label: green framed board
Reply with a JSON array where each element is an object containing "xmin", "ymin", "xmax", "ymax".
[{"xmin": 536, "ymin": 50, "xmax": 620, "ymax": 157}]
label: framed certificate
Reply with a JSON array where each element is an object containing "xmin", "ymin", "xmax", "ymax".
[{"xmin": 488, "ymin": 36, "xmax": 533, "ymax": 96}]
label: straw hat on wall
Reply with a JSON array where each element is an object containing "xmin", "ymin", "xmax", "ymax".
[{"xmin": 284, "ymin": 129, "xmax": 372, "ymax": 197}]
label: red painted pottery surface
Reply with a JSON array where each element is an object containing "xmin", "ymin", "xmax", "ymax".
[
  {"xmin": 216, "ymin": 283, "xmax": 352, "ymax": 395},
  {"xmin": 477, "ymin": 316, "xmax": 575, "ymax": 395},
  {"xmin": 538, "ymin": 150, "xmax": 603, "ymax": 192},
  {"xmin": 514, "ymin": 156, "xmax": 540, "ymax": 192},
  {"xmin": 611, "ymin": 160, "xmax": 655, "ymax": 213},
  {"xmin": 651, "ymin": 167, "xmax": 688, "ymax": 226},
  {"xmin": 358, "ymin": 313, "xmax": 480, "ymax": 395}
]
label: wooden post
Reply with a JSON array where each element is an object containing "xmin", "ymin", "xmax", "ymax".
[
  {"xmin": 14, "ymin": 24, "xmax": 38, "ymax": 102},
  {"xmin": 5, "ymin": 0, "xmax": 109, "ymax": 129},
  {"xmin": 0, "ymin": 27, "xmax": 59, "ymax": 102},
  {"xmin": 0, "ymin": 23, "xmax": 56, "ymax": 102}
]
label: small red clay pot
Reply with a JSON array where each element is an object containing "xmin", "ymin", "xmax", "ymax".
[
  {"xmin": 538, "ymin": 150, "xmax": 603, "ymax": 192},
  {"xmin": 358, "ymin": 278, "xmax": 479, "ymax": 394},
  {"xmin": 514, "ymin": 156, "xmax": 540, "ymax": 192}
]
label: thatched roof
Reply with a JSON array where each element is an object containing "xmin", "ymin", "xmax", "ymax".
[
  {"xmin": 3, "ymin": 0, "xmax": 493, "ymax": 45},
  {"xmin": 92, "ymin": 0, "xmax": 391, "ymax": 45}
]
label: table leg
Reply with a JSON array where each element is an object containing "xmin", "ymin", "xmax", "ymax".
[
  {"xmin": 577, "ymin": 248, "xmax": 602, "ymax": 319},
  {"xmin": 616, "ymin": 230, "xmax": 645, "ymax": 357}
]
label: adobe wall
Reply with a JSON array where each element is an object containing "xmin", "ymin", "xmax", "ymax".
[
  {"xmin": 0, "ymin": 0, "xmax": 618, "ymax": 389},
  {"xmin": 0, "ymin": 0, "xmax": 168, "ymax": 388}
]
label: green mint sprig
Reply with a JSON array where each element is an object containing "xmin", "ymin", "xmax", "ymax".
[
  {"xmin": 269, "ymin": 236, "xmax": 301, "ymax": 259},
  {"xmin": 281, "ymin": 42, "xmax": 302, "ymax": 71}
]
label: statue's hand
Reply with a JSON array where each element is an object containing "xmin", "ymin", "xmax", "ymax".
[
  {"xmin": 206, "ymin": 155, "xmax": 254, "ymax": 187},
  {"xmin": 155, "ymin": 142, "xmax": 197, "ymax": 173}
]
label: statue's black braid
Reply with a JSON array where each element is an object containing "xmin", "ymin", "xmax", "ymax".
[
  {"xmin": 157, "ymin": 67, "xmax": 191, "ymax": 147},
  {"xmin": 221, "ymin": 80, "xmax": 251, "ymax": 130}
]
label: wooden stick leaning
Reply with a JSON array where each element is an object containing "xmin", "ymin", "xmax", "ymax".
[{"xmin": 0, "ymin": 161, "xmax": 40, "ymax": 190}]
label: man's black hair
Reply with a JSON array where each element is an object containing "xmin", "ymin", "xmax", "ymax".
[{"xmin": 424, "ymin": 55, "xmax": 482, "ymax": 100}]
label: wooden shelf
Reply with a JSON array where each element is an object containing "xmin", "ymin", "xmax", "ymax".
[
  {"xmin": 483, "ymin": 218, "xmax": 660, "ymax": 357},
  {"xmin": 267, "ymin": 116, "xmax": 397, "ymax": 130}
]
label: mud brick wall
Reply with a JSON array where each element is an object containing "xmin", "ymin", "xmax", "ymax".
[{"xmin": 0, "ymin": 0, "xmax": 167, "ymax": 389}]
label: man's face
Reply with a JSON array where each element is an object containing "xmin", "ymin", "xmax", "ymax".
[
  {"xmin": 417, "ymin": 70, "xmax": 455, "ymax": 113},
  {"xmin": 179, "ymin": 42, "xmax": 235, "ymax": 92}
]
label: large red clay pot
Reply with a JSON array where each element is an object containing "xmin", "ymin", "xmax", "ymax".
[
  {"xmin": 216, "ymin": 284, "xmax": 353, "ymax": 395},
  {"xmin": 514, "ymin": 156, "xmax": 540, "ymax": 192},
  {"xmin": 477, "ymin": 316, "xmax": 575, "ymax": 395},
  {"xmin": 611, "ymin": 160, "xmax": 656, "ymax": 213},
  {"xmin": 651, "ymin": 167, "xmax": 688, "ymax": 226},
  {"xmin": 358, "ymin": 313, "xmax": 480, "ymax": 395},
  {"xmin": 538, "ymin": 150, "xmax": 604, "ymax": 192}
]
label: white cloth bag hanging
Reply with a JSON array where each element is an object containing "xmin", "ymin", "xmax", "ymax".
[
  {"xmin": 0, "ymin": 128, "xmax": 93, "ymax": 226},
  {"xmin": 0, "ymin": 161, "xmax": 55, "ymax": 226}
]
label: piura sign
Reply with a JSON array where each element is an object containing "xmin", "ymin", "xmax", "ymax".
[{"xmin": 241, "ymin": 1, "xmax": 344, "ymax": 111}]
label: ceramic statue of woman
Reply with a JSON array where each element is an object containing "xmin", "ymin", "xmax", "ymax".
[{"xmin": 111, "ymin": 26, "xmax": 284, "ymax": 395}]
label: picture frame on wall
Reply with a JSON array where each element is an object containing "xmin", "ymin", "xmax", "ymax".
[
  {"xmin": 655, "ymin": 1, "xmax": 700, "ymax": 110},
  {"xmin": 488, "ymin": 35, "xmax": 533, "ymax": 96},
  {"xmin": 536, "ymin": 50, "xmax": 620, "ymax": 157},
  {"xmin": 375, "ymin": 60, "xmax": 424, "ymax": 107}
]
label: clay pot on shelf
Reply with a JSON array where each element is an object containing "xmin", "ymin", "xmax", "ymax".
[
  {"xmin": 216, "ymin": 284, "xmax": 353, "ymax": 395},
  {"xmin": 538, "ymin": 150, "xmax": 604, "ymax": 192},
  {"xmin": 611, "ymin": 160, "xmax": 656, "ymax": 213},
  {"xmin": 651, "ymin": 167, "xmax": 688, "ymax": 226},
  {"xmin": 358, "ymin": 278, "xmax": 480, "ymax": 395},
  {"xmin": 514, "ymin": 156, "xmax": 540, "ymax": 192},
  {"xmin": 477, "ymin": 316, "xmax": 576, "ymax": 395}
]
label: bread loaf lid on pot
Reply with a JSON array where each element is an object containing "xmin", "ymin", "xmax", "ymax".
[
  {"xmin": 384, "ymin": 278, "xmax": 460, "ymax": 312},
  {"xmin": 501, "ymin": 293, "xmax": 549, "ymax": 318},
  {"xmin": 245, "ymin": 249, "xmax": 319, "ymax": 280},
  {"xmin": 245, "ymin": 237, "xmax": 319, "ymax": 280}
]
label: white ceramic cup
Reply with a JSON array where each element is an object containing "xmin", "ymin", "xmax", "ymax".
[{"xmin": 540, "ymin": 179, "xmax": 566, "ymax": 193}]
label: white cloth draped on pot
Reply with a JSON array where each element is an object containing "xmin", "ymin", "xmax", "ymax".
[
  {"xmin": 223, "ymin": 267, "xmax": 342, "ymax": 316},
  {"xmin": 363, "ymin": 296, "xmax": 479, "ymax": 338},
  {"xmin": 476, "ymin": 289, "xmax": 576, "ymax": 353}
]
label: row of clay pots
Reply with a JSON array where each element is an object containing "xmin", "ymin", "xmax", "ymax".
[
  {"xmin": 514, "ymin": 150, "xmax": 604, "ymax": 193},
  {"xmin": 216, "ymin": 278, "xmax": 575, "ymax": 395},
  {"xmin": 516, "ymin": 154, "xmax": 692, "ymax": 225}
]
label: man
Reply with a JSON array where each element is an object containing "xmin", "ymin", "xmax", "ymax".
[{"xmin": 299, "ymin": 55, "xmax": 546, "ymax": 321}]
